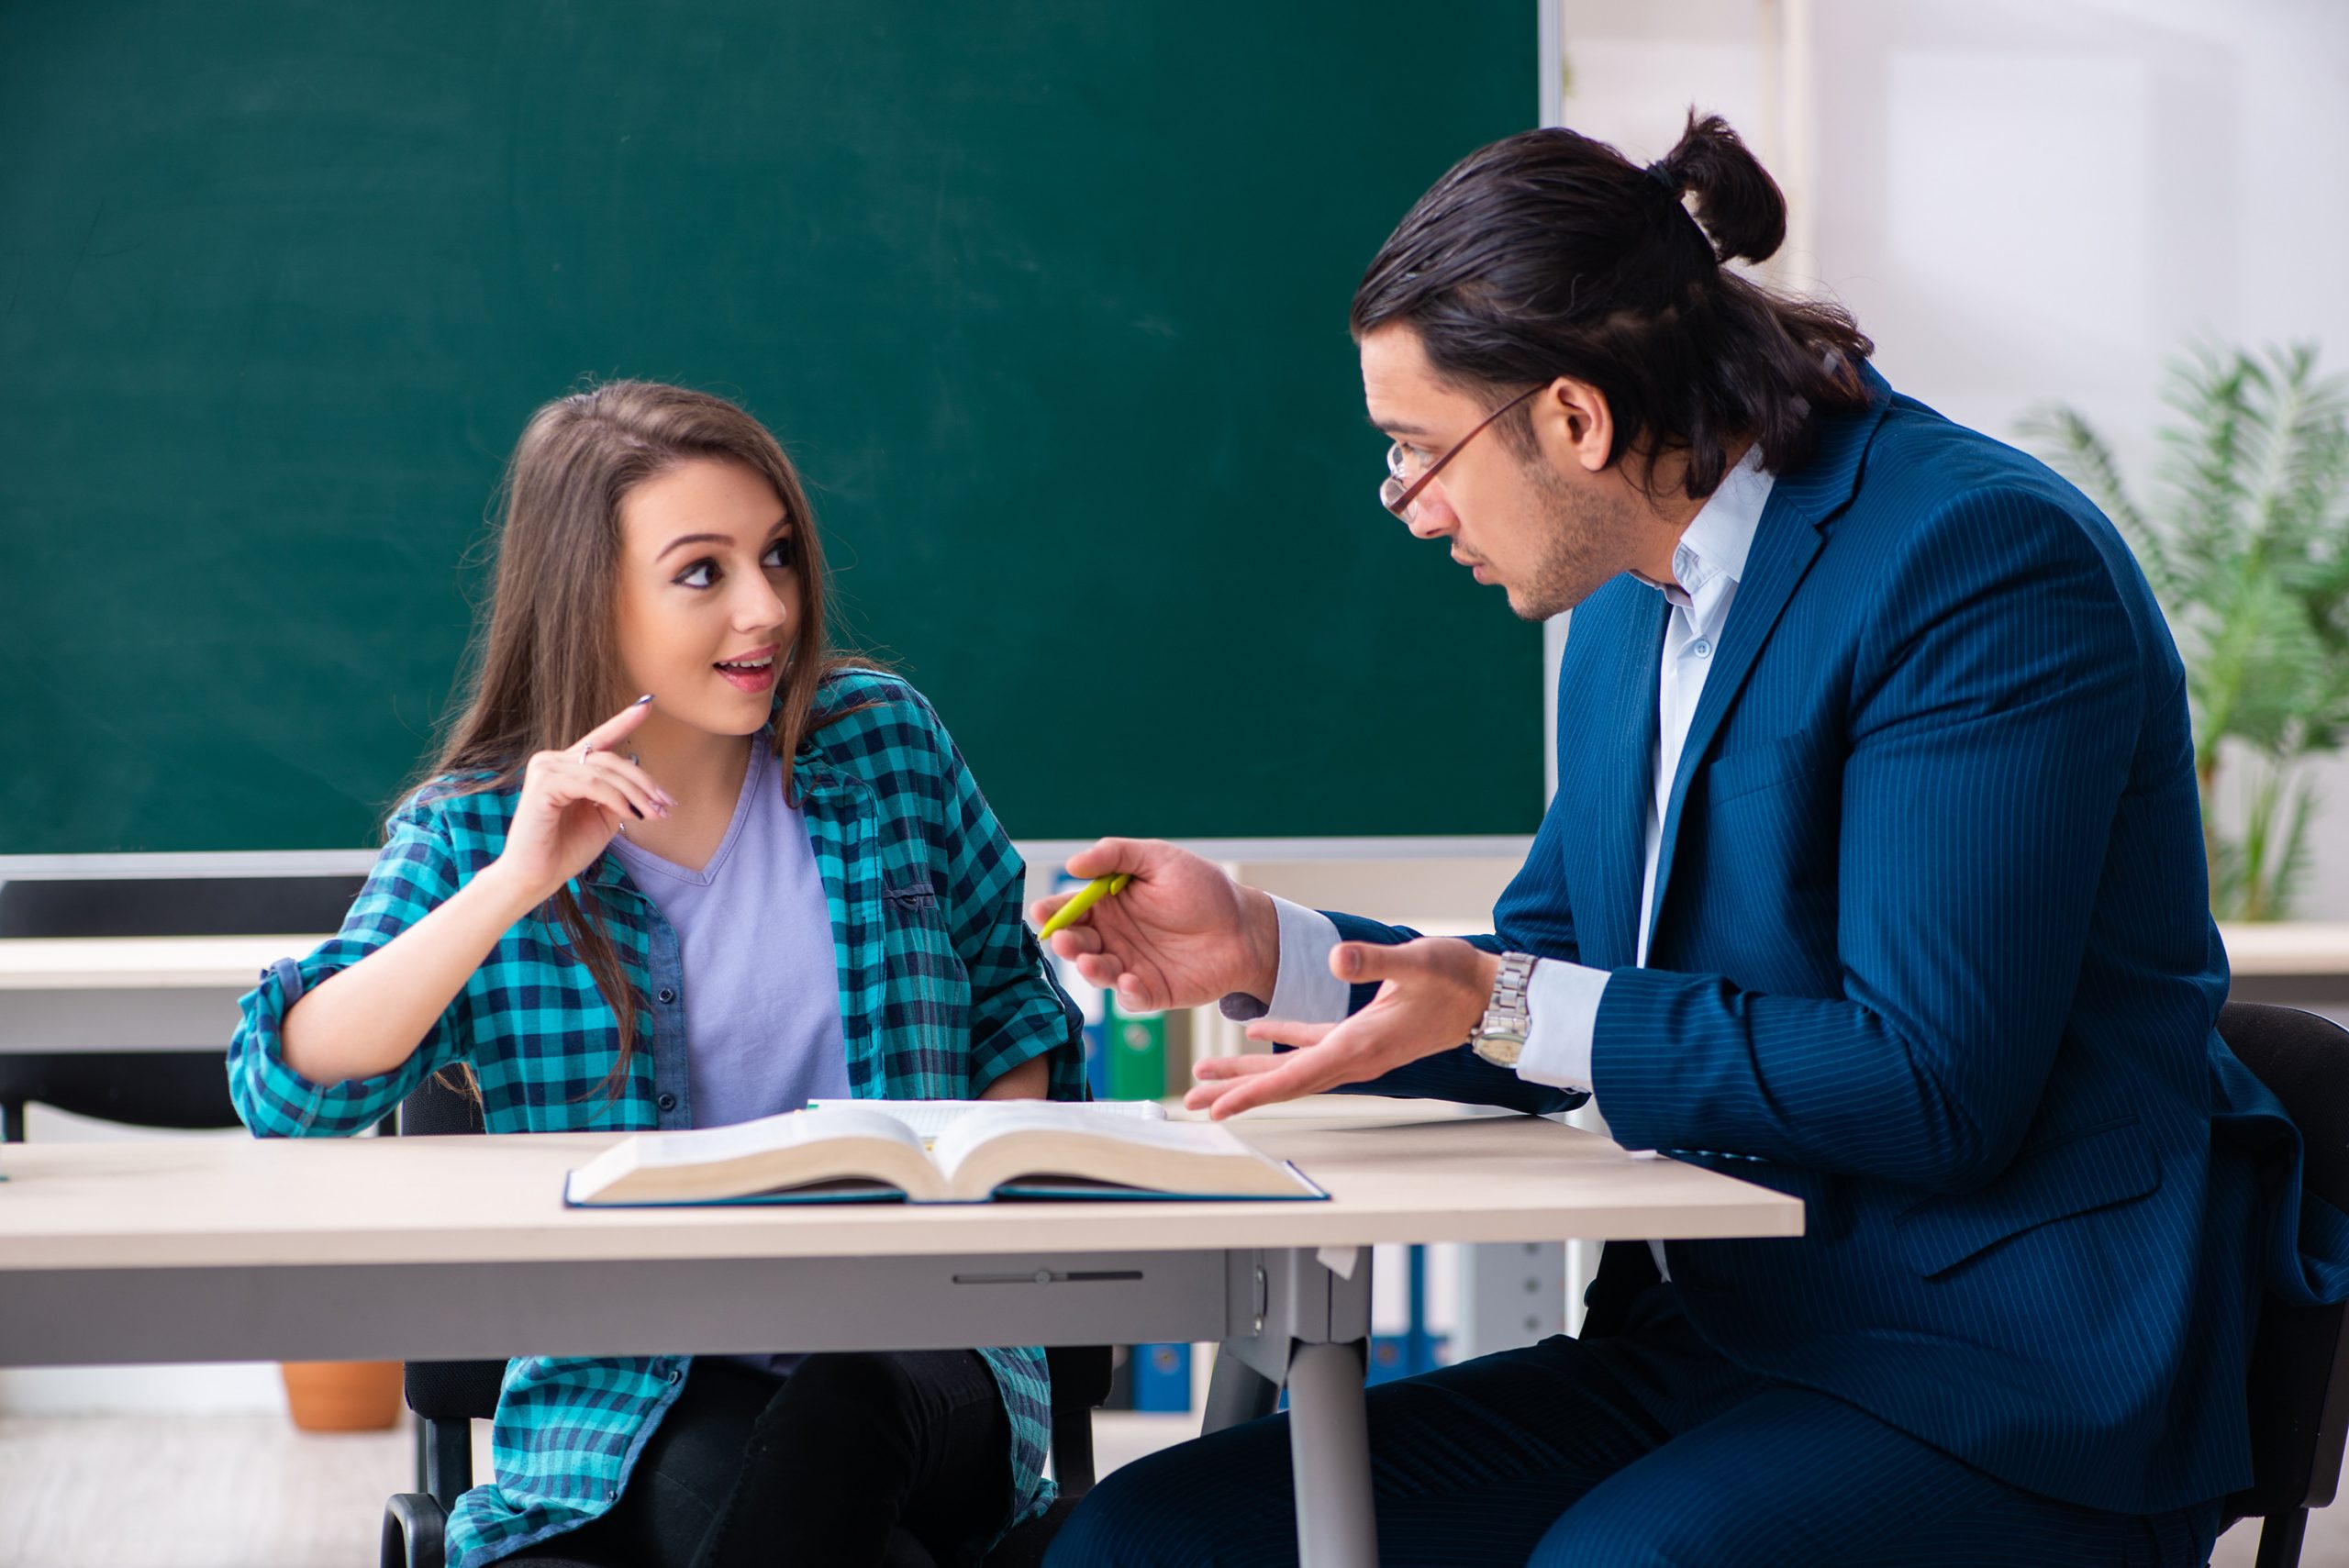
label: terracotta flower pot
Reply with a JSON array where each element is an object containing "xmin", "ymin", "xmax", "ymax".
[{"xmin": 280, "ymin": 1359, "xmax": 405, "ymax": 1432}]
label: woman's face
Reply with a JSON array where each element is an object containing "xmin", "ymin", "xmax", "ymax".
[{"xmin": 612, "ymin": 456, "xmax": 799, "ymax": 737}]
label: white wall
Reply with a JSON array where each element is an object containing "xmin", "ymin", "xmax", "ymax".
[{"xmin": 1558, "ymin": 0, "xmax": 2349, "ymax": 917}]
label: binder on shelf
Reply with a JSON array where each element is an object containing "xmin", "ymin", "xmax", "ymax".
[
  {"xmin": 1103, "ymin": 997, "xmax": 1168, "ymax": 1101},
  {"xmin": 1129, "ymin": 1340, "xmax": 1193, "ymax": 1412},
  {"xmin": 1367, "ymin": 1244, "xmax": 1442, "ymax": 1386}
]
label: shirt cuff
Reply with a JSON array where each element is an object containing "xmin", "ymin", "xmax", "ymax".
[
  {"xmin": 1513, "ymin": 959, "xmax": 1609, "ymax": 1093},
  {"xmin": 1218, "ymin": 896, "xmax": 1351, "ymax": 1024}
]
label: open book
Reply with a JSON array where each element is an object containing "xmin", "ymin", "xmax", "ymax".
[
  {"xmin": 803, "ymin": 1097, "xmax": 1169, "ymax": 1141},
  {"xmin": 562, "ymin": 1101, "xmax": 1326, "ymax": 1207}
]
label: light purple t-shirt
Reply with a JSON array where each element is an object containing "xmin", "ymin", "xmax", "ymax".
[
  {"xmin": 607, "ymin": 740, "xmax": 850, "ymax": 1132},
  {"xmin": 610, "ymin": 741, "xmax": 848, "ymax": 1375}
]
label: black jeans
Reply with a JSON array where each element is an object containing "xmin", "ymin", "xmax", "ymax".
[{"xmin": 523, "ymin": 1350, "xmax": 1012, "ymax": 1568}]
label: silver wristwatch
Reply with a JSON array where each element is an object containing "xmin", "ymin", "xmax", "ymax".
[{"xmin": 1472, "ymin": 951, "xmax": 1538, "ymax": 1067}]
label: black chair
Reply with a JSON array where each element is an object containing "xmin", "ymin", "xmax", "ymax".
[
  {"xmin": 381, "ymin": 1072, "xmax": 1115, "ymax": 1568},
  {"xmin": 0, "ymin": 875, "xmax": 362, "ymax": 1140},
  {"xmin": 2216, "ymin": 1002, "xmax": 2349, "ymax": 1568}
]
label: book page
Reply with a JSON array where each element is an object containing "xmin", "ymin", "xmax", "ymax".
[
  {"xmin": 807, "ymin": 1097, "xmax": 1167, "ymax": 1144},
  {"xmin": 616, "ymin": 1106, "xmax": 927, "ymax": 1169},
  {"xmin": 565, "ymin": 1106, "xmax": 941, "ymax": 1205},
  {"xmin": 929, "ymin": 1101, "xmax": 1267, "ymax": 1182}
]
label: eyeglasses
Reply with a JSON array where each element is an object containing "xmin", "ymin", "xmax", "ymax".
[{"xmin": 1378, "ymin": 384, "xmax": 1543, "ymax": 521}]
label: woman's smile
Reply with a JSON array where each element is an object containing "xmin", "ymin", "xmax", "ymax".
[{"xmin": 714, "ymin": 643, "xmax": 779, "ymax": 694}]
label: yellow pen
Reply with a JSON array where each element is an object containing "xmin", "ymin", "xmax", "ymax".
[{"xmin": 1036, "ymin": 873, "xmax": 1133, "ymax": 940}]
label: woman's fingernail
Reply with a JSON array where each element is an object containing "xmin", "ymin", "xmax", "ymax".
[{"xmin": 634, "ymin": 693, "xmax": 653, "ymax": 706}]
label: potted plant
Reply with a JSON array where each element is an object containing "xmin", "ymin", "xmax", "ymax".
[{"xmin": 2022, "ymin": 343, "xmax": 2349, "ymax": 920}]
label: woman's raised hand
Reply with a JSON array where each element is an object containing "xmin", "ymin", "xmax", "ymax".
[
  {"xmin": 1026, "ymin": 839, "xmax": 1282, "ymax": 1014},
  {"xmin": 495, "ymin": 696, "xmax": 676, "ymax": 901}
]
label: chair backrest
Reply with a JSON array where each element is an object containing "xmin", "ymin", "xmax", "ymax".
[
  {"xmin": 2217, "ymin": 1002, "xmax": 2349, "ymax": 1518},
  {"xmin": 396, "ymin": 1076, "xmax": 505, "ymax": 1423},
  {"xmin": 399, "ymin": 1071, "xmax": 486, "ymax": 1139},
  {"xmin": 1041, "ymin": 1345, "xmax": 1115, "ymax": 1496},
  {"xmin": 0, "ymin": 874, "xmax": 366, "ymax": 938}
]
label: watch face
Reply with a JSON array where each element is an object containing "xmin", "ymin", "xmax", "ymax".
[{"xmin": 1475, "ymin": 1032, "xmax": 1524, "ymax": 1066}]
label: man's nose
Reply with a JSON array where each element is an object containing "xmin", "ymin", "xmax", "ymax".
[{"xmin": 1405, "ymin": 488, "xmax": 1457, "ymax": 540}]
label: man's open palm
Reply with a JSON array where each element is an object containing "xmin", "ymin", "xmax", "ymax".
[{"xmin": 1185, "ymin": 937, "xmax": 1497, "ymax": 1118}]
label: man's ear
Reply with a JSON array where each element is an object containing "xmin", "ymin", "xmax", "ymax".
[{"xmin": 1532, "ymin": 377, "xmax": 1614, "ymax": 475}]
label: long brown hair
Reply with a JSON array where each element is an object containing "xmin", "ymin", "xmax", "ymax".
[{"xmin": 413, "ymin": 380, "xmax": 852, "ymax": 1098}]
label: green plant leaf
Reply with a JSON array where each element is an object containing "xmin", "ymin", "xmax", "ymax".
[
  {"xmin": 2019, "ymin": 403, "xmax": 2173, "ymax": 604},
  {"xmin": 2024, "ymin": 339, "xmax": 2349, "ymax": 921}
]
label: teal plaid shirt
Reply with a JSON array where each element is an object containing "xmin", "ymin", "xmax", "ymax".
[{"xmin": 227, "ymin": 671, "xmax": 1086, "ymax": 1568}]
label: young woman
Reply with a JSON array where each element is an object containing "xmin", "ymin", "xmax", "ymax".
[{"xmin": 228, "ymin": 381, "xmax": 1085, "ymax": 1568}]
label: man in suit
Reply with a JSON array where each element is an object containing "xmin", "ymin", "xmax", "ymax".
[{"xmin": 1036, "ymin": 117, "xmax": 2349, "ymax": 1567}]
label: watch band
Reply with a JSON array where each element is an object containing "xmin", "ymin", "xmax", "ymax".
[{"xmin": 1472, "ymin": 951, "xmax": 1537, "ymax": 1067}]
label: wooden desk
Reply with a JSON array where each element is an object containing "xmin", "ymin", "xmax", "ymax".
[
  {"xmin": 0, "ymin": 934, "xmax": 319, "ymax": 1054},
  {"xmin": 0, "ymin": 1113, "xmax": 1802, "ymax": 1568},
  {"xmin": 2220, "ymin": 922, "xmax": 2349, "ymax": 1006}
]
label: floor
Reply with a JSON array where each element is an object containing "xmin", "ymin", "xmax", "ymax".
[
  {"xmin": 0, "ymin": 1410, "xmax": 2340, "ymax": 1567},
  {"xmin": 0, "ymin": 1408, "xmax": 1197, "ymax": 1567}
]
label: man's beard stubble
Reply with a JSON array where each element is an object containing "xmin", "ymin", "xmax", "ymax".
[{"xmin": 1509, "ymin": 453, "xmax": 1641, "ymax": 622}]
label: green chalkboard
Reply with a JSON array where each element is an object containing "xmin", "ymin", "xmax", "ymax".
[{"xmin": 0, "ymin": 2, "xmax": 1542, "ymax": 852}]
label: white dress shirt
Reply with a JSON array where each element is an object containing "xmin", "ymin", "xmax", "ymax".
[
  {"xmin": 1239, "ymin": 447, "xmax": 1776, "ymax": 1279},
  {"xmin": 1514, "ymin": 445, "xmax": 1775, "ymax": 1089}
]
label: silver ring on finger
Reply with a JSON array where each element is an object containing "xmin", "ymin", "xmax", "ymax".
[{"xmin": 580, "ymin": 742, "xmax": 595, "ymax": 762}]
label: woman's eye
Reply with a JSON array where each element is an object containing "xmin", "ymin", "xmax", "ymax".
[
  {"xmin": 763, "ymin": 536, "xmax": 796, "ymax": 570},
  {"xmin": 674, "ymin": 561, "xmax": 717, "ymax": 589}
]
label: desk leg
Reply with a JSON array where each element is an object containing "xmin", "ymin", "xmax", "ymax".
[
  {"xmin": 1286, "ymin": 1338, "xmax": 1377, "ymax": 1568},
  {"xmin": 1201, "ymin": 1344, "xmax": 1281, "ymax": 1435},
  {"xmin": 1218, "ymin": 1247, "xmax": 1378, "ymax": 1567}
]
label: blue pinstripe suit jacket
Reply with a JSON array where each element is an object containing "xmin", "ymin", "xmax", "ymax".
[{"xmin": 1332, "ymin": 366, "xmax": 2349, "ymax": 1515}]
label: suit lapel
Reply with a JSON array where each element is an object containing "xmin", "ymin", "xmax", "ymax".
[
  {"xmin": 1584, "ymin": 591, "xmax": 1664, "ymax": 971},
  {"xmin": 1642, "ymin": 372, "xmax": 1894, "ymax": 950}
]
